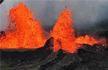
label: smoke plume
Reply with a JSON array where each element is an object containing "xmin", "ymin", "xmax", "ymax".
[{"xmin": 0, "ymin": 0, "xmax": 108, "ymax": 32}]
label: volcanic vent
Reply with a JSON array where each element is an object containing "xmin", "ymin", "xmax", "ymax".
[{"xmin": 0, "ymin": 2, "xmax": 108, "ymax": 70}]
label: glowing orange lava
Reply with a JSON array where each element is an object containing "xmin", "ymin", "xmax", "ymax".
[
  {"xmin": 0, "ymin": 2, "xmax": 46, "ymax": 49},
  {"xmin": 75, "ymin": 35, "xmax": 98, "ymax": 46},
  {"xmin": 51, "ymin": 9, "xmax": 79, "ymax": 53},
  {"xmin": 0, "ymin": 2, "xmax": 106, "ymax": 53},
  {"xmin": 51, "ymin": 9, "xmax": 106, "ymax": 53}
]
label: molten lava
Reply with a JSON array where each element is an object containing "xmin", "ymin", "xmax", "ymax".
[
  {"xmin": 0, "ymin": 2, "xmax": 106, "ymax": 53},
  {"xmin": 75, "ymin": 35, "xmax": 98, "ymax": 46},
  {"xmin": 51, "ymin": 9, "xmax": 79, "ymax": 53},
  {"xmin": 51, "ymin": 9, "xmax": 106, "ymax": 53},
  {"xmin": 0, "ymin": 2, "xmax": 46, "ymax": 49}
]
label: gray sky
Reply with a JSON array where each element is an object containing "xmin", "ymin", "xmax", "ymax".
[{"xmin": 0, "ymin": 0, "xmax": 108, "ymax": 31}]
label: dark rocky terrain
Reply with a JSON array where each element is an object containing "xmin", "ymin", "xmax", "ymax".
[
  {"xmin": 0, "ymin": 28, "xmax": 108, "ymax": 70},
  {"xmin": 0, "ymin": 36, "xmax": 108, "ymax": 70}
]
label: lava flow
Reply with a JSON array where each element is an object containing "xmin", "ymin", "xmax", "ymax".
[
  {"xmin": 0, "ymin": 2, "xmax": 106, "ymax": 53},
  {"xmin": 0, "ymin": 2, "xmax": 47, "ymax": 49},
  {"xmin": 75, "ymin": 35, "xmax": 98, "ymax": 46}
]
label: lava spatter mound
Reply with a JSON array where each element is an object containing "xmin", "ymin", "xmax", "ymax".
[{"xmin": 1, "ymin": 43, "xmax": 108, "ymax": 70}]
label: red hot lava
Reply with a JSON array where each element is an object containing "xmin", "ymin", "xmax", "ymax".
[
  {"xmin": 0, "ymin": 2, "xmax": 47, "ymax": 49},
  {"xmin": 51, "ymin": 9, "xmax": 78, "ymax": 53},
  {"xmin": 0, "ymin": 2, "xmax": 106, "ymax": 53}
]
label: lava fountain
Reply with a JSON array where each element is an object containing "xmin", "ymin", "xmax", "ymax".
[
  {"xmin": 51, "ymin": 8, "xmax": 106, "ymax": 53},
  {"xmin": 0, "ymin": 2, "xmax": 106, "ymax": 53},
  {"xmin": 0, "ymin": 2, "xmax": 47, "ymax": 49},
  {"xmin": 51, "ymin": 9, "xmax": 79, "ymax": 53}
]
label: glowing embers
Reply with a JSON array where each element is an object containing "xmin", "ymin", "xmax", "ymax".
[{"xmin": 0, "ymin": 2, "xmax": 46, "ymax": 49}]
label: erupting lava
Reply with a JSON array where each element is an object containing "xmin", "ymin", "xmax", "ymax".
[
  {"xmin": 0, "ymin": 2, "xmax": 46, "ymax": 49},
  {"xmin": 0, "ymin": 2, "xmax": 106, "ymax": 53},
  {"xmin": 50, "ymin": 9, "xmax": 106, "ymax": 53},
  {"xmin": 51, "ymin": 9, "xmax": 78, "ymax": 53}
]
